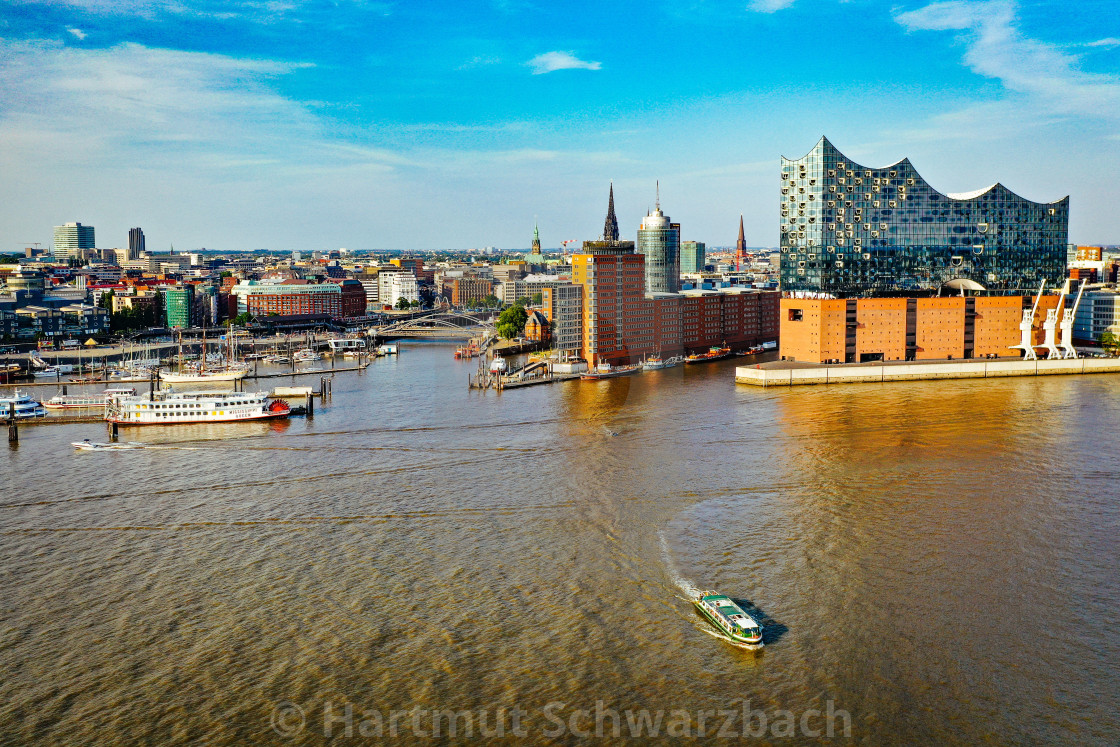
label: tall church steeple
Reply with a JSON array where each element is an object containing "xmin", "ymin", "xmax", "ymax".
[
  {"xmin": 603, "ymin": 182, "xmax": 619, "ymax": 241},
  {"xmin": 531, "ymin": 221, "xmax": 541, "ymax": 254},
  {"xmin": 735, "ymin": 215, "xmax": 747, "ymax": 269}
]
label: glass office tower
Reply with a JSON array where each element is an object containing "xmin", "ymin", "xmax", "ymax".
[
  {"xmin": 681, "ymin": 241, "xmax": 706, "ymax": 274},
  {"xmin": 779, "ymin": 137, "xmax": 1068, "ymax": 296},
  {"xmin": 638, "ymin": 202, "xmax": 680, "ymax": 294}
]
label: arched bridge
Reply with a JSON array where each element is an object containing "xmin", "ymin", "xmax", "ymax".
[{"xmin": 374, "ymin": 310, "xmax": 497, "ymax": 339}]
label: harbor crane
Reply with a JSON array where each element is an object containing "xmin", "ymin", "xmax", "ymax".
[{"xmin": 1011, "ymin": 280, "xmax": 1046, "ymax": 361}]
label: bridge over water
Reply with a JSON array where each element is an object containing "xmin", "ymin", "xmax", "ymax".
[{"xmin": 372, "ymin": 310, "xmax": 497, "ymax": 340}]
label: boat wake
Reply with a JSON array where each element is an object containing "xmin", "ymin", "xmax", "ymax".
[{"xmin": 658, "ymin": 529, "xmax": 699, "ymax": 600}]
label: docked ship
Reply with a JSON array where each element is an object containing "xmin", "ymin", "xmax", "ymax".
[
  {"xmin": 580, "ymin": 362, "xmax": 641, "ymax": 380},
  {"xmin": 693, "ymin": 591, "xmax": 764, "ymax": 649},
  {"xmin": 105, "ymin": 390, "xmax": 291, "ymax": 425},
  {"xmin": 684, "ymin": 346, "xmax": 732, "ymax": 364},
  {"xmin": 158, "ymin": 365, "xmax": 249, "ymax": 384},
  {"xmin": 43, "ymin": 387, "xmax": 136, "ymax": 410},
  {"xmin": 642, "ymin": 355, "xmax": 682, "ymax": 371},
  {"xmin": 0, "ymin": 390, "xmax": 48, "ymax": 418}
]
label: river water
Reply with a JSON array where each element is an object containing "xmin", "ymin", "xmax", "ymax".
[{"xmin": 1, "ymin": 342, "xmax": 1118, "ymax": 745}]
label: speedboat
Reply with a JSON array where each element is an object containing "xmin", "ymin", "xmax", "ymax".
[
  {"xmin": 693, "ymin": 591, "xmax": 764, "ymax": 649},
  {"xmin": 71, "ymin": 440, "xmax": 143, "ymax": 450}
]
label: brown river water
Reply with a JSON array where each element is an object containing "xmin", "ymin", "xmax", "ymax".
[{"xmin": 1, "ymin": 342, "xmax": 1118, "ymax": 745}]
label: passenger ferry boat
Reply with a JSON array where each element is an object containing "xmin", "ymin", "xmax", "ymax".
[
  {"xmin": 43, "ymin": 387, "xmax": 136, "ymax": 410},
  {"xmin": 105, "ymin": 390, "xmax": 291, "ymax": 425},
  {"xmin": 0, "ymin": 390, "xmax": 48, "ymax": 418},
  {"xmin": 693, "ymin": 591, "xmax": 764, "ymax": 649}
]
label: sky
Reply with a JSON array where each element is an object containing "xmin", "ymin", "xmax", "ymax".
[{"xmin": 0, "ymin": 0, "xmax": 1117, "ymax": 253}]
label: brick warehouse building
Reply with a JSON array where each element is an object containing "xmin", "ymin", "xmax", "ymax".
[
  {"xmin": 779, "ymin": 294, "xmax": 1061, "ymax": 363},
  {"xmin": 572, "ymin": 252, "xmax": 779, "ymax": 366}
]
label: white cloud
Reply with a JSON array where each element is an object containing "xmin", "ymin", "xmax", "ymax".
[
  {"xmin": 526, "ymin": 51, "xmax": 601, "ymax": 75},
  {"xmin": 66, "ymin": 27, "xmax": 87, "ymax": 39},
  {"xmin": 1085, "ymin": 37, "xmax": 1120, "ymax": 49},
  {"xmin": 747, "ymin": 0, "xmax": 796, "ymax": 12},
  {"xmin": 895, "ymin": 0, "xmax": 1120, "ymax": 120}
]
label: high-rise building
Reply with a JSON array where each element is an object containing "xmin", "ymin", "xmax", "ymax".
[
  {"xmin": 637, "ymin": 186, "xmax": 680, "ymax": 294},
  {"xmin": 128, "ymin": 227, "xmax": 145, "ymax": 261},
  {"xmin": 164, "ymin": 285, "xmax": 195, "ymax": 328},
  {"xmin": 681, "ymin": 241, "xmax": 706, "ymax": 274},
  {"xmin": 780, "ymin": 136, "xmax": 1068, "ymax": 296},
  {"xmin": 53, "ymin": 222, "xmax": 95, "ymax": 262}
]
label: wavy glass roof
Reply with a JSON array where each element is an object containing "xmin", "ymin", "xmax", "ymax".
[{"xmin": 778, "ymin": 137, "xmax": 1068, "ymax": 296}]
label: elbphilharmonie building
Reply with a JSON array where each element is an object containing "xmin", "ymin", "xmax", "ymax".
[{"xmin": 780, "ymin": 137, "xmax": 1068, "ymax": 296}]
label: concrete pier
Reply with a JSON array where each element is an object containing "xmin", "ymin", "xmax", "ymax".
[{"xmin": 736, "ymin": 356, "xmax": 1120, "ymax": 387}]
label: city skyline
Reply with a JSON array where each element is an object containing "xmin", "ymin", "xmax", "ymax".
[{"xmin": 0, "ymin": 0, "xmax": 1117, "ymax": 252}]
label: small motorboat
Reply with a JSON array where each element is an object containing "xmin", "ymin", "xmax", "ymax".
[
  {"xmin": 693, "ymin": 591, "xmax": 764, "ymax": 649},
  {"xmin": 71, "ymin": 439, "xmax": 143, "ymax": 450}
]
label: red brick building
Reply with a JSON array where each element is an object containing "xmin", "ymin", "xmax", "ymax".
[{"xmin": 571, "ymin": 252, "xmax": 779, "ymax": 366}]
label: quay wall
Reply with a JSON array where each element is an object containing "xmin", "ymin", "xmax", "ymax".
[{"xmin": 735, "ymin": 358, "xmax": 1120, "ymax": 387}]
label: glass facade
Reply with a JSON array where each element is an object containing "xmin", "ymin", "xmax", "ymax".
[
  {"xmin": 638, "ymin": 208, "xmax": 680, "ymax": 294},
  {"xmin": 780, "ymin": 137, "xmax": 1068, "ymax": 296},
  {"xmin": 681, "ymin": 241, "xmax": 706, "ymax": 274}
]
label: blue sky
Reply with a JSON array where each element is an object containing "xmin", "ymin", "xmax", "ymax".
[{"xmin": 0, "ymin": 0, "xmax": 1117, "ymax": 252}]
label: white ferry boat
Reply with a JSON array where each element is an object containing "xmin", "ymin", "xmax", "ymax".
[
  {"xmin": 694, "ymin": 591, "xmax": 764, "ymax": 649},
  {"xmin": 105, "ymin": 390, "xmax": 290, "ymax": 425},
  {"xmin": 0, "ymin": 390, "xmax": 48, "ymax": 418},
  {"xmin": 43, "ymin": 387, "xmax": 136, "ymax": 410}
]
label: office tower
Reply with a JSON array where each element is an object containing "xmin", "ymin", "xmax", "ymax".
[
  {"xmin": 128, "ymin": 227, "xmax": 145, "ymax": 261},
  {"xmin": 681, "ymin": 241, "xmax": 706, "ymax": 274},
  {"xmin": 780, "ymin": 136, "xmax": 1068, "ymax": 296},
  {"xmin": 735, "ymin": 216, "xmax": 747, "ymax": 270},
  {"xmin": 637, "ymin": 184, "xmax": 680, "ymax": 294},
  {"xmin": 582, "ymin": 183, "xmax": 635, "ymax": 256},
  {"xmin": 53, "ymin": 222, "xmax": 95, "ymax": 262}
]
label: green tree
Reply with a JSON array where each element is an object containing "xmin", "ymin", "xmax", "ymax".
[
  {"xmin": 99, "ymin": 290, "xmax": 115, "ymax": 310},
  {"xmin": 531, "ymin": 292, "xmax": 542, "ymax": 305},
  {"xmin": 481, "ymin": 294, "xmax": 500, "ymax": 309},
  {"xmin": 410, "ymin": 299, "xmax": 421, "ymax": 309},
  {"xmin": 496, "ymin": 304, "xmax": 528, "ymax": 340},
  {"xmin": 515, "ymin": 296, "xmax": 531, "ymax": 308},
  {"xmin": 396, "ymin": 297, "xmax": 411, "ymax": 310},
  {"xmin": 1101, "ymin": 330, "xmax": 1118, "ymax": 354},
  {"xmin": 232, "ymin": 311, "xmax": 254, "ymax": 326}
]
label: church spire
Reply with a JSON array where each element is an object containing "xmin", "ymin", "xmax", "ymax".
[
  {"xmin": 603, "ymin": 182, "xmax": 619, "ymax": 241},
  {"xmin": 531, "ymin": 220, "xmax": 541, "ymax": 254},
  {"xmin": 735, "ymin": 214, "xmax": 747, "ymax": 269}
]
